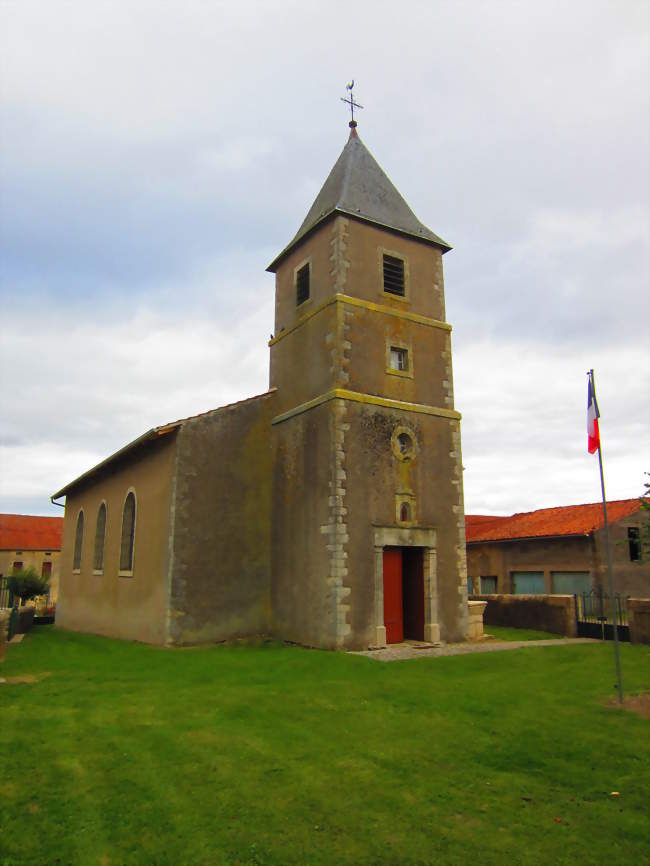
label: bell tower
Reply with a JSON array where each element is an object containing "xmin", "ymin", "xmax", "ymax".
[{"xmin": 267, "ymin": 120, "xmax": 468, "ymax": 649}]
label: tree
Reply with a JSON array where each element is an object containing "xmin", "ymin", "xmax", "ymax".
[
  {"xmin": 638, "ymin": 473, "xmax": 650, "ymax": 559},
  {"xmin": 7, "ymin": 566, "xmax": 50, "ymax": 605}
]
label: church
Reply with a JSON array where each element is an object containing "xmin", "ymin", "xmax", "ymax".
[{"xmin": 53, "ymin": 119, "xmax": 469, "ymax": 650}]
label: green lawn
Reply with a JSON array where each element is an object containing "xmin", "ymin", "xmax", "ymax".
[
  {"xmin": 484, "ymin": 625, "xmax": 560, "ymax": 641},
  {"xmin": 1, "ymin": 628, "xmax": 649, "ymax": 866}
]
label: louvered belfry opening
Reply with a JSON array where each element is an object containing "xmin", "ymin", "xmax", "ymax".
[
  {"xmin": 296, "ymin": 263, "xmax": 310, "ymax": 305},
  {"xmin": 383, "ymin": 254, "xmax": 405, "ymax": 296}
]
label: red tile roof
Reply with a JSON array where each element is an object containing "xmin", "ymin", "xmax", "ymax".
[
  {"xmin": 0, "ymin": 514, "xmax": 64, "ymax": 551},
  {"xmin": 465, "ymin": 498, "xmax": 646, "ymax": 543}
]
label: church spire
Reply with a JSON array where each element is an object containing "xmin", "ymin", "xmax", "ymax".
[{"xmin": 267, "ymin": 124, "xmax": 451, "ymax": 273}]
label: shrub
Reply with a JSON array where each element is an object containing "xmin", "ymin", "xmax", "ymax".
[{"xmin": 8, "ymin": 567, "xmax": 50, "ymax": 604}]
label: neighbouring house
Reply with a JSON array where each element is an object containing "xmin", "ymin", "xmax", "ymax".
[
  {"xmin": 52, "ymin": 121, "xmax": 469, "ymax": 650},
  {"xmin": 0, "ymin": 514, "xmax": 64, "ymax": 603},
  {"xmin": 466, "ymin": 498, "xmax": 649, "ymax": 599}
]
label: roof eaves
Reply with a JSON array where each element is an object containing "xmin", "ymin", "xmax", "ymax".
[
  {"xmin": 467, "ymin": 531, "xmax": 592, "ymax": 545},
  {"xmin": 50, "ymin": 388, "xmax": 278, "ymax": 503},
  {"xmin": 51, "ymin": 424, "xmax": 180, "ymax": 501}
]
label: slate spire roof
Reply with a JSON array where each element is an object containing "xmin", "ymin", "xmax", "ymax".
[{"xmin": 267, "ymin": 126, "xmax": 451, "ymax": 272}]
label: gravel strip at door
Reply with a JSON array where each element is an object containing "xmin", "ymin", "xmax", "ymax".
[{"xmin": 353, "ymin": 637, "xmax": 599, "ymax": 662}]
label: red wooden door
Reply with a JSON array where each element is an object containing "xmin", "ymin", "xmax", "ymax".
[{"xmin": 383, "ymin": 548, "xmax": 403, "ymax": 644}]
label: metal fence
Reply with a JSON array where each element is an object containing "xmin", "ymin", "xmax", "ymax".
[
  {"xmin": 575, "ymin": 589, "xmax": 630, "ymax": 641},
  {"xmin": 0, "ymin": 576, "xmax": 14, "ymax": 609}
]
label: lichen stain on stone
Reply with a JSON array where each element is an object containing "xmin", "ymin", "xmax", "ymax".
[{"xmin": 359, "ymin": 411, "xmax": 393, "ymax": 452}]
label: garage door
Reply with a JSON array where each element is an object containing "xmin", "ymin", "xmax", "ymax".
[
  {"xmin": 551, "ymin": 571, "xmax": 592, "ymax": 595},
  {"xmin": 512, "ymin": 571, "xmax": 545, "ymax": 594}
]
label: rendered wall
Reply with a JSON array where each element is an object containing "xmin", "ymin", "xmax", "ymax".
[
  {"xmin": 57, "ymin": 435, "xmax": 176, "ymax": 644},
  {"xmin": 467, "ymin": 514, "xmax": 650, "ymax": 599},
  {"xmin": 593, "ymin": 513, "xmax": 650, "ymax": 598},
  {"xmin": 271, "ymin": 401, "xmax": 338, "ymax": 647},
  {"xmin": 0, "ymin": 549, "xmax": 61, "ymax": 603},
  {"xmin": 467, "ymin": 536, "xmax": 596, "ymax": 594},
  {"xmin": 168, "ymin": 393, "xmax": 276, "ymax": 645}
]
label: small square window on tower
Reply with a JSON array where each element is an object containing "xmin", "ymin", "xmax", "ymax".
[
  {"xmin": 383, "ymin": 254, "xmax": 405, "ymax": 296},
  {"xmin": 390, "ymin": 346, "xmax": 409, "ymax": 372},
  {"xmin": 295, "ymin": 262, "xmax": 310, "ymax": 306},
  {"xmin": 386, "ymin": 340, "xmax": 414, "ymax": 379}
]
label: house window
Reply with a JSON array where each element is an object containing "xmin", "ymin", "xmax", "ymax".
[
  {"xmin": 296, "ymin": 263, "xmax": 310, "ymax": 306},
  {"xmin": 467, "ymin": 576, "xmax": 475, "ymax": 595},
  {"xmin": 628, "ymin": 527, "xmax": 641, "ymax": 561},
  {"xmin": 383, "ymin": 254, "xmax": 405, "ymax": 296},
  {"xmin": 480, "ymin": 575, "xmax": 497, "ymax": 594},
  {"xmin": 73, "ymin": 511, "xmax": 84, "ymax": 571},
  {"xmin": 399, "ymin": 502, "xmax": 411, "ymax": 522},
  {"xmin": 12, "ymin": 561, "xmax": 23, "ymax": 573},
  {"xmin": 389, "ymin": 346, "xmax": 409, "ymax": 372},
  {"xmin": 93, "ymin": 502, "xmax": 107, "ymax": 573},
  {"xmin": 120, "ymin": 492, "xmax": 136, "ymax": 573},
  {"xmin": 41, "ymin": 561, "xmax": 52, "ymax": 580}
]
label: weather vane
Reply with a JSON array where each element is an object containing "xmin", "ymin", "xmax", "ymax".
[{"xmin": 341, "ymin": 80, "xmax": 363, "ymax": 128}]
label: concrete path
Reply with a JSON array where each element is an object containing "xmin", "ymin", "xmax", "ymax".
[{"xmin": 353, "ymin": 637, "xmax": 599, "ymax": 662}]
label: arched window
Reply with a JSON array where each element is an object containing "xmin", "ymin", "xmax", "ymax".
[
  {"xmin": 73, "ymin": 510, "xmax": 84, "ymax": 571},
  {"xmin": 400, "ymin": 502, "xmax": 411, "ymax": 522},
  {"xmin": 120, "ymin": 492, "xmax": 136, "ymax": 573},
  {"xmin": 93, "ymin": 503, "xmax": 107, "ymax": 572}
]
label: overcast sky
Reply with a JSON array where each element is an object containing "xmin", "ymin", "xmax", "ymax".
[{"xmin": 1, "ymin": 0, "xmax": 648, "ymax": 517}]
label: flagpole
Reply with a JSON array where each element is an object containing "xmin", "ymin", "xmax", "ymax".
[{"xmin": 590, "ymin": 369, "xmax": 623, "ymax": 704}]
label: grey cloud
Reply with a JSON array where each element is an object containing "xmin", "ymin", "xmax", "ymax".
[{"xmin": 0, "ymin": 0, "xmax": 648, "ymax": 516}]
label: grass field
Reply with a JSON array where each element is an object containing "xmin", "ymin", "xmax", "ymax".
[{"xmin": 1, "ymin": 627, "xmax": 649, "ymax": 866}]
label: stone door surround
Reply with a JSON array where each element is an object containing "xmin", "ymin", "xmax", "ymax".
[{"xmin": 372, "ymin": 525, "xmax": 439, "ymax": 647}]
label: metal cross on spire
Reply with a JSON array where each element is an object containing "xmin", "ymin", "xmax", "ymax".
[{"xmin": 341, "ymin": 80, "xmax": 363, "ymax": 128}]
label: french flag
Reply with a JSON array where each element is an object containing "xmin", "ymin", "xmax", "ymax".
[{"xmin": 587, "ymin": 372, "xmax": 600, "ymax": 455}]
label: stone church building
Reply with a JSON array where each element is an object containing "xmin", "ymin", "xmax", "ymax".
[{"xmin": 54, "ymin": 123, "xmax": 469, "ymax": 650}]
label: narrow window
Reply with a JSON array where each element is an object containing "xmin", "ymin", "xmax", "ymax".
[
  {"xmin": 480, "ymin": 575, "xmax": 497, "ymax": 594},
  {"xmin": 389, "ymin": 346, "xmax": 409, "ymax": 372},
  {"xmin": 383, "ymin": 254, "xmax": 405, "ymax": 296},
  {"xmin": 41, "ymin": 561, "xmax": 52, "ymax": 580},
  {"xmin": 93, "ymin": 503, "xmax": 107, "ymax": 572},
  {"xmin": 296, "ymin": 263, "xmax": 310, "ymax": 306},
  {"xmin": 467, "ymin": 576, "xmax": 475, "ymax": 594},
  {"xmin": 73, "ymin": 511, "xmax": 84, "ymax": 571},
  {"xmin": 628, "ymin": 527, "xmax": 641, "ymax": 561},
  {"xmin": 399, "ymin": 502, "xmax": 411, "ymax": 522},
  {"xmin": 120, "ymin": 492, "xmax": 136, "ymax": 572}
]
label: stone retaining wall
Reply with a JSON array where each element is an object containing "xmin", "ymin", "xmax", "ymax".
[
  {"xmin": 470, "ymin": 593, "xmax": 577, "ymax": 637},
  {"xmin": 628, "ymin": 598, "xmax": 650, "ymax": 644}
]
